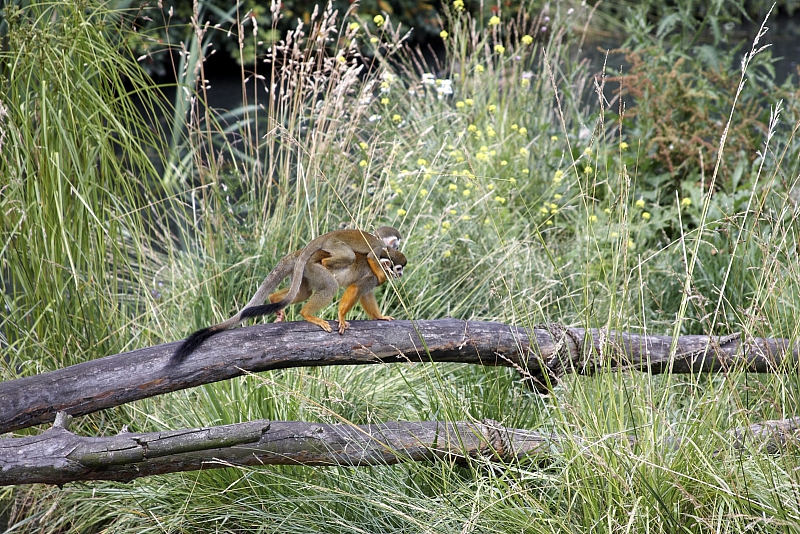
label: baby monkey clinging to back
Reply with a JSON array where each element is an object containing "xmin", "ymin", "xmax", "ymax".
[{"xmin": 171, "ymin": 226, "xmax": 403, "ymax": 364}]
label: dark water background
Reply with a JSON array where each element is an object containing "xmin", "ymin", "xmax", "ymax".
[{"xmin": 193, "ymin": 13, "xmax": 800, "ymax": 114}]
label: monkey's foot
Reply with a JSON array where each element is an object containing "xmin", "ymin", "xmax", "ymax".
[
  {"xmin": 337, "ymin": 320, "xmax": 350, "ymax": 334},
  {"xmin": 377, "ymin": 315, "xmax": 394, "ymax": 321},
  {"xmin": 302, "ymin": 315, "xmax": 333, "ymax": 333},
  {"xmin": 274, "ymin": 309, "xmax": 285, "ymax": 322}
]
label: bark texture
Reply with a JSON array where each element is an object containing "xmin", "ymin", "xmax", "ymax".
[{"xmin": 1, "ymin": 320, "xmax": 797, "ymax": 434}]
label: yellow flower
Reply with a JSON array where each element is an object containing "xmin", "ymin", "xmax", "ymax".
[
  {"xmin": 611, "ymin": 231, "xmax": 619, "ymax": 238},
  {"xmin": 620, "ymin": 141, "xmax": 629, "ymax": 150},
  {"xmin": 420, "ymin": 188, "xmax": 428, "ymax": 197},
  {"xmin": 463, "ymin": 189, "xmax": 471, "ymax": 196},
  {"xmin": 373, "ymin": 14, "xmax": 385, "ymax": 26},
  {"xmin": 417, "ymin": 158, "xmax": 427, "ymax": 166},
  {"xmin": 453, "ymin": 0, "xmax": 464, "ymax": 11},
  {"xmin": 628, "ymin": 239, "xmax": 635, "ymax": 250},
  {"xmin": 486, "ymin": 128, "xmax": 496, "ymax": 138},
  {"xmin": 484, "ymin": 218, "xmax": 491, "ymax": 224},
  {"xmin": 509, "ymin": 177, "xmax": 517, "ymax": 183},
  {"xmin": 681, "ymin": 197, "xmax": 692, "ymax": 207},
  {"xmin": 489, "ymin": 150, "xmax": 496, "ymax": 156},
  {"xmin": 550, "ymin": 135, "xmax": 558, "ymax": 141},
  {"xmin": 488, "ymin": 104, "xmax": 496, "ymax": 112},
  {"xmin": 475, "ymin": 65, "xmax": 485, "ymax": 74},
  {"xmin": 494, "ymin": 44, "xmax": 505, "ymax": 54},
  {"xmin": 449, "ymin": 209, "xmax": 457, "ymax": 215},
  {"xmin": 392, "ymin": 114, "xmax": 402, "ymax": 122},
  {"xmin": 456, "ymin": 101, "xmax": 465, "ymax": 108},
  {"xmin": 583, "ymin": 147, "xmax": 592, "ymax": 156},
  {"xmin": 589, "ymin": 215, "xmax": 598, "ymax": 223},
  {"xmin": 487, "ymin": 183, "xmax": 494, "ymax": 190},
  {"xmin": 500, "ymin": 160, "xmax": 508, "ymax": 166},
  {"xmin": 518, "ymin": 127, "xmax": 527, "ymax": 135},
  {"xmin": 465, "ymin": 98, "xmax": 474, "ymax": 106},
  {"xmin": 444, "ymin": 250, "xmax": 452, "ymax": 258},
  {"xmin": 370, "ymin": 37, "xmax": 379, "ymax": 44},
  {"xmin": 479, "ymin": 145, "xmax": 488, "ymax": 152},
  {"xmin": 348, "ymin": 22, "xmax": 360, "ymax": 31},
  {"xmin": 495, "ymin": 196, "xmax": 506, "ymax": 204},
  {"xmin": 604, "ymin": 208, "xmax": 611, "ymax": 214},
  {"xmin": 521, "ymin": 78, "xmax": 530, "ymax": 87},
  {"xmin": 521, "ymin": 170, "xmax": 528, "ymax": 175},
  {"xmin": 519, "ymin": 147, "xmax": 529, "ymax": 156},
  {"xmin": 545, "ymin": 220, "xmax": 553, "ymax": 226},
  {"xmin": 511, "ymin": 124, "xmax": 518, "ymax": 130},
  {"xmin": 449, "ymin": 183, "xmax": 458, "ymax": 191},
  {"xmin": 359, "ymin": 142, "xmax": 369, "ymax": 150},
  {"xmin": 539, "ymin": 207, "xmax": 549, "ymax": 214},
  {"xmin": 489, "ymin": 15, "xmax": 500, "ymax": 25},
  {"xmin": 397, "ymin": 208, "xmax": 407, "ymax": 216},
  {"xmin": 440, "ymin": 30, "xmax": 448, "ymax": 38},
  {"xmin": 635, "ymin": 198, "xmax": 645, "ymax": 208},
  {"xmin": 521, "ymin": 35, "xmax": 533, "ymax": 45},
  {"xmin": 359, "ymin": 160, "xmax": 367, "ymax": 167},
  {"xmin": 549, "ymin": 203, "xmax": 558, "ymax": 210},
  {"xmin": 583, "ymin": 166, "xmax": 593, "ymax": 175},
  {"xmin": 442, "ymin": 221, "xmax": 451, "ymax": 229},
  {"xmin": 642, "ymin": 212, "xmax": 651, "ymax": 220},
  {"xmin": 467, "ymin": 124, "xmax": 477, "ymax": 132},
  {"xmin": 380, "ymin": 97, "xmax": 389, "ymax": 105},
  {"xmin": 475, "ymin": 152, "xmax": 489, "ymax": 161},
  {"xmin": 337, "ymin": 56, "xmax": 346, "ymax": 64},
  {"xmin": 553, "ymin": 194, "xmax": 562, "ymax": 199}
]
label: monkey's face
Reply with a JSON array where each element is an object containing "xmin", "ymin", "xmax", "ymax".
[
  {"xmin": 382, "ymin": 235, "xmax": 401, "ymax": 250},
  {"xmin": 379, "ymin": 258, "xmax": 405, "ymax": 278}
]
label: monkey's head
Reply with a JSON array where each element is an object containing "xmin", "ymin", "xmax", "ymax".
[
  {"xmin": 375, "ymin": 226, "xmax": 402, "ymax": 251},
  {"xmin": 379, "ymin": 249, "xmax": 406, "ymax": 279}
]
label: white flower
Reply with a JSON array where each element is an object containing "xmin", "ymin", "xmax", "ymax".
[
  {"xmin": 368, "ymin": 114, "xmax": 383, "ymax": 122},
  {"xmin": 436, "ymin": 79, "xmax": 453, "ymax": 99},
  {"xmin": 422, "ymin": 73, "xmax": 436, "ymax": 85}
]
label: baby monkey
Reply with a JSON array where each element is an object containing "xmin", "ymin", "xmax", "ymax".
[{"xmin": 171, "ymin": 226, "xmax": 402, "ymax": 363}]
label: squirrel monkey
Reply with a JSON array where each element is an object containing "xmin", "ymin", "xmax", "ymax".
[
  {"xmin": 267, "ymin": 247, "xmax": 406, "ymax": 334},
  {"xmin": 171, "ymin": 226, "xmax": 402, "ymax": 363}
]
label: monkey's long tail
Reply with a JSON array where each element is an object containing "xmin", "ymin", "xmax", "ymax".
[{"xmin": 169, "ymin": 254, "xmax": 298, "ymax": 366}]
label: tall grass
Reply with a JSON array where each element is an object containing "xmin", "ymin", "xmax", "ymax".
[{"xmin": 3, "ymin": 0, "xmax": 800, "ymax": 531}]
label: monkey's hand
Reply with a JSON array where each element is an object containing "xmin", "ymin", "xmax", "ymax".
[{"xmin": 337, "ymin": 320, "xmax": 350, "ymax": 334}]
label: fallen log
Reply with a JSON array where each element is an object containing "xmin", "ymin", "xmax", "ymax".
[
  {"xmin": 3, "ymin": 411, "xmax": 799, "ymax": 487},
  {"xmin": 0, "ymin": 319, "xmax": 797, "ymax": 434}
]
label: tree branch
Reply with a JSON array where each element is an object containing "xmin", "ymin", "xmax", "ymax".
[
  {"xmin": 3, "ymin": 414, "xmax": 799, "ymax": 487},
  {"xmin": 1, "ymin": 320, "xmax": 797, "ymax": 434}
]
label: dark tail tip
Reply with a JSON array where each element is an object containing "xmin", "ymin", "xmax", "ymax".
[
  {"xmin": 169, "ymin": 327, "xmax": 216, "ymax": 365},
  {"xmin": 240, "ymin": 302, "xmax": 283, "ymax": 320}
]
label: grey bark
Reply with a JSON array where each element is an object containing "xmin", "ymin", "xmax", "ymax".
[
  {"xmin": 3, "ymin": 413, "xmax": 798, "ymax": 487},
  {"xmin": 1, "ymin": 319, "xmax": 797, "ymax": 434}
]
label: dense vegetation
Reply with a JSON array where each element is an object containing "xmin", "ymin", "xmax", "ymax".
[{"xmin": 2, "ymin": 0, "xmax": 800, "ymax": 531}]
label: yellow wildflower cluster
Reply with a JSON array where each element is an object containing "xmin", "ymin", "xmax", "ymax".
[
  {"xmin": 373, "ymin": 15, "xmax": 385, "ymax": 26},
  {"xmin": 489, "ymin": 15, "xmax": 500, "ymax": 25},
  {"xmin": 453, "ymin": 0, "xmax": 464, "ymax": 11}
]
